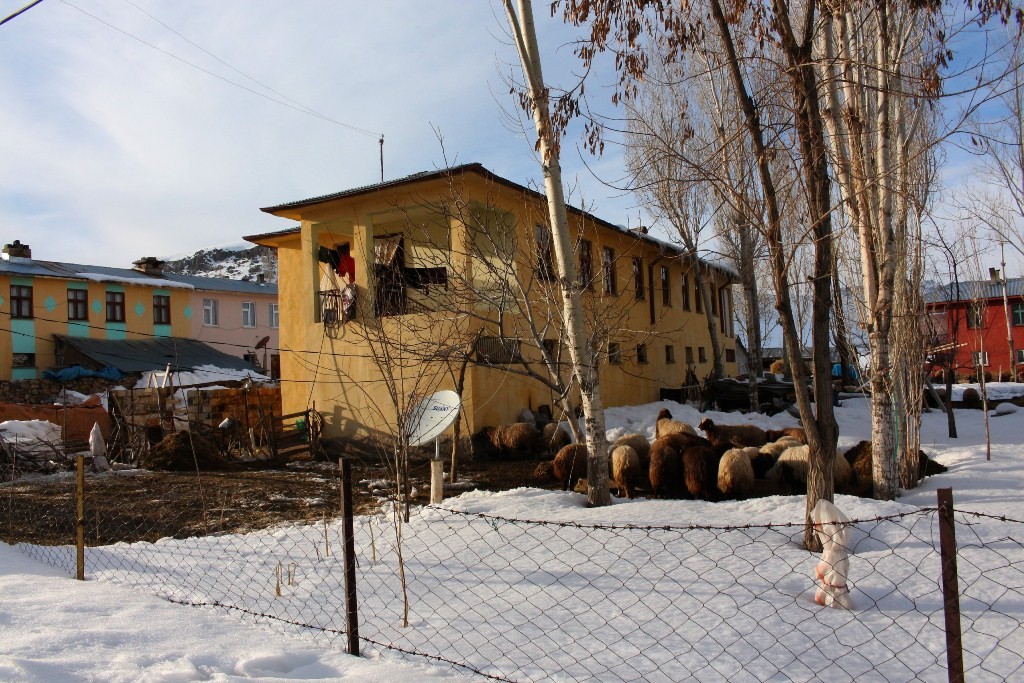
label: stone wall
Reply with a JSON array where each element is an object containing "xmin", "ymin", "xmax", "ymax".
[{"xmin": 0, "ymin": 376, "xmax": 138, "ymax": 405}]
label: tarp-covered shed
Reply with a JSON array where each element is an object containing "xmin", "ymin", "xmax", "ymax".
[{"xmin": 53, "ymin": 336, "xmax": 261, "ymax": 375}]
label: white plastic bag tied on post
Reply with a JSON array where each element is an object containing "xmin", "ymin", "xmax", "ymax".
[
  {"xmin": 89, "ymin": 422, "xmax": 110, "ymax": 473},
  {"xmin": 812, "ymin": 499, "xmax": 852, "ymax": 609}
]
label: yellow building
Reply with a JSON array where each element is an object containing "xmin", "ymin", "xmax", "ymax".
[
  {"xmin": 0, "ymin": 242, "xmax": 272, "ymax": 380},
  {"xmin": 247, "ymin": 164, "xmax": 737, "ymax": 441}
]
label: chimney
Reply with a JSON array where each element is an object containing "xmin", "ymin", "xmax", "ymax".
[
  {"xmin": 2, "ymin": 240, "xmax": 31, "ymax": 261},
  {"xmin": 631, "ymin": 225, "xmax": 649, "ymax": 235},
  {"xmin": 257, "ymin": 273, "xmax": 266, "ymax": 284},
  {"xmin": 132, "ymin": 256, "xmax": 166, "ymax": 276},
  {"xmin": 990, "ymin": 267, "xmax": 1001, "ymax": 282}
]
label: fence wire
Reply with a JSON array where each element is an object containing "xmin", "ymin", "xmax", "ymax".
[{"xmin": 2, "ymin": 468, "xmax": 1022, "ymax": 682}]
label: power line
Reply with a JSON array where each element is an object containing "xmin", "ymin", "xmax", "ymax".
[
  {"xmin": 57, "ymin": 0, "xmax": 381, "ymax": 139},
  {"xmin": 0, "ymin": 0, "xmax": 44, "ymax": 28}
]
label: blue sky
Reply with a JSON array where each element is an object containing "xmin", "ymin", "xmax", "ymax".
[
  {"xmin": 1, "ymin": 0, "xmax": 1020, "ymax": 278},
  {"xmin": 1, "ymin": 0, "xmax": 638, "ymax": 267}
]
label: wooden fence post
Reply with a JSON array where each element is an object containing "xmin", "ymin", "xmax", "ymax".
[
  {"xmin": 937, "ymin": 488, "xmax": 964, "ymax": 683},
  {"xmin": 339, "ymin": 457, "xmax": 360, "ymax": 655},
  {"xmin": 76, "ymin": 453, "xmax": 85, "ymax": 581}
]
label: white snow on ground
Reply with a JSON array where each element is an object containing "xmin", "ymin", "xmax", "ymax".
[
  {"xmin": 3, "ymin": 396, "xmax": 1023, "ymax": 681},
  {"xmin": 946, "ymin": 381, "xmax": 1024, "ymax": 401},
  {"xmin": 0, "ymin": 420, "xmax": 63, "ymax": 457}
]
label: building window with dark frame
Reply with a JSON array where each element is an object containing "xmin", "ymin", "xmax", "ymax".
[
  {"xmin": 535, "ymin": 224, "xmax": 556, "ymax": 282},
  {"xmin": 578, "ymin": 239, "xmax": 594, "ymax": 291},
  {"xmin": 68, "ymin": 289, "xmax": 88, "ymax": 322},
  {"xmin": 637, "ymin": 343, "xmax": 649, "ymax": 364},
  {"xmin": 475, "ymin": 336, "xmax": 522, "ymax": 365},
  {"xmin": 725, "ymin": 348, "xmax": 736, "ymax": 363},
  {"xmin": 633, "ymin": 257, "xmax": 645, "ymax": 300},
  {"xmin": 608, "ymin": 342, "xmax": 623, "ymax": 365},
  {"xmin": 681, "ymin": 273, "xmax": 691, "ymax": 310},
  {"xmin": 10, "ymin": 285, "xmax": 32, "ymax": 319},
  {"xmin": 1012, "ymin": 302, "xmax": 1024, "ymax": 327},
  {"xmin": 12, "ymin": 352, "xmax": 35, "ymax": 368},
  {"xmin": 661, "ymin": 267, "xmax": 671, "ymax": 306},
  {"xmin": 602, "ymin": 247, "xmax": 617, "ymax": 294},
  {"xmin": 698, "ymin": 346, "xmax": 707, "ymax": 363},
  {"xmin": 665, "ymin": 345, "xmax": 676, "ymax": 364},
  {"xmin": 542, "ymin": 338, "xmax": 559, "ymax": 363},
  {"xmin": 105, "ymin": 291, "xmax": 125, "ymax": 323},
  {"xmin": 269, "ymin": 303, "xmax": 279, "ymax": 329},
  {"xmin": 686, "ymin": 346, "xmax": 694, "ymax": 364},
  {"xmin": 1017, "ymin": 348, "xmax": 1024, "ymax": 364},
  {"xmin": 967, "ymin": 302, "xmax": 984, "ymax": 329},
  {"xmin": 972, "ymin": 351, "xmax": 989, "ymax": 367},
  {"xmin": 153, "ymin": 295, "xmax": 170, "ymax": 325},
  {"xmin": 695, "ymin": 277, "xmax": 703, "ymax": 313}
]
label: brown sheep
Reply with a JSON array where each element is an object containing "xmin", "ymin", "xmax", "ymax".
[
  {"xmin": 765, "ymin": 427, "xmax": 807, "ymax": 444},
  {"xmin": 767, "ymin": 445, "xmax": 852, "ymax": 493},
  {"xmin": 612, "ymin": 433, "xmax": 651, "ymax": 468},
  {"xmin": 648, "ymin": 439, "xmax": 684, "ymax": 498},
  {"xmin": 552, "ymin": 444, "xmax": 588, "ymax": 491},
  {"xmin": 655, "ymin": 408, "xmax": 697, "ymax": 439},
  {"xmin": 843, "ymin": 441, "xmax": 949, "ymax": 497},
  {"xmin": 611, "ymin": 445, "xmax": 641, "ymax": 499},
  {"xmin": 718, "ymin": 448, "xmax": 756, "ymax": 499},
  {"xmin": 472, "ymin": 422, "xmax": 543, "ymax": 460},
  {"xmin": 759, "ymin": 436, "xmax": 803, "ymax": 458},
  {"xmin": 683, "ymin": 441, "xmax": 721, "ymax": 501},
  {"xmin": 542, "ymin": 422, "xmax": 572, "ymax": 457},
  {"xmin": 698, "ymin": 417, "xmax": 769, "ymax": 453}
]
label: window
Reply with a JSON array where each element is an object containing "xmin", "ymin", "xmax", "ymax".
[
  {"xmin": 10, "ymin": 285, "xmax": 32, "ymax": 319},
  {"xmin": 633, "ymin": 257, "xmax": 645, "ymax": 299},
  {"xmin": 242, "ymin": 301, "xmax": 257, "ymax": 328},
  {"xmin": 1012, "ymin": 302, "xmax": 1024, "ymax": 327},
  {"xmin": 685, "ymin": 346, "xmax": 694, "ymax": 364},
  {"xmin": 661, "ymin": 267, "xmax": 671, "ymax": 306},
  {"xmin": 699, "ymin": 346, "xmax": 707, "ymax": 363},
  {"xmin": 476, "ymin": 336, "xmax": 522, "ymax": 365},
  {"xmin": 1017, "ymin": 349, "xmax": 1024, "ymax": 364},
  {"xmin": 105, "ymin": 291, "xmax": 125, "ymax": 322},
  {"xmin": 68, "ymin": 289, "xmax": 88, "ymax": 321},
  {"xmin": 967, "ymin": 302, "xmax": 983, "ymax": 329},
  {"xmin": 665, "ymin": 345, "xmax": 676, "ymax": 364},
  {"xmin": 535, "ymin": 224, "xmax": 555, "ymax": 282},
  {"xmin": 153, "ymin": 295, "xmax": 170, "ymax": 325},
  {"xmin": 710, "ymin": 280, "xmax": 718, "ymax": 316},
  {"xmin": 602, "ymin": 247, "xmax": 617, "ymax": 294},
  {"xmin": 695, "ymin": 277, "xmax": 703, "ymax": 313},
  {"xmin": 973, "ymin": 351, "xmax": 989, "ymax": 367},
  {"xmin": 578, "ymin": 240, "xmax": 594, "ymax": 291},
  {"xmin": 203, "ymin": 298, "xmax": 219, "ymax": 326},
  {"xmin": 12, "ymin": 352, "xmax": 35, "ymax": 368},
  {"xmin": 726, "ymin": 348, "xmax": 736, "ymax": 363},
  {"xmin": 637, "ymin": 343, "xmax": 648, "ymax": 364},
  {"xmin": 542, "ymin": 338, "xmax": 559, "ymax": 360},
  {"xmin": 269, "ymin": 303, "xmax": 279, "ymax": 329},
  {"xmin": 608, "ymin": 342, "xmax": 623, "ymax": 365},
  {"xmin": 681, "ymin": 273, "xmax": 691, "ymax": 310}
]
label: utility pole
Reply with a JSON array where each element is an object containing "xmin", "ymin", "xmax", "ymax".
[{"xmin": 999, "ymin": 240, "xmax": 1016, "ymax": 381}]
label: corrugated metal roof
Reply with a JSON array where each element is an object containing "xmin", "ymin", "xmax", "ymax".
[
  {"xmin": 924, "ymin": 277, "xmax": 1024, "ymax": 303},
  {"xmin": 0, "ymin": 258, "xmax": 276, "ymax": 294},
  {"xmin": 55, "ymin": 335, "xmax": 260, "ymax": 374}
]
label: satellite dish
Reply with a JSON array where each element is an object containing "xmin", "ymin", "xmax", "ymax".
[
  {"xmin": 255, "ymin": 336, "xmax": 271, "ymax": 350},
  {"xmin": 407, "ymin": 390, "xmax": 461, "ymax": 447}
]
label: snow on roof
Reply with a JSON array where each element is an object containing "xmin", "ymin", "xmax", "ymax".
[
  {"xmin": 74, "ymin": 272, "xmax": 195, "ymax": 289},
  {"xmin": 134, "ymin": 364, "xmax": 272, "ymax": 389}
]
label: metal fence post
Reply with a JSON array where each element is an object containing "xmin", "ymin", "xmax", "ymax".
[
  {"xmin": 76, "ymin": 453, "xmax": 85, "ymax": 581},
  {"xmin": 339, "ymin": 457, "xmax": 360, "ymax": 655},
  {"xmin": 937, "ymin": 488, "xmax": 964, "ymax": 683}
]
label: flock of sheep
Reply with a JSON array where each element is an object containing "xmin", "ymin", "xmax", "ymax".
[{"xmin": 475, "ymin": 408, "xmax": 947, "ymax": 501}]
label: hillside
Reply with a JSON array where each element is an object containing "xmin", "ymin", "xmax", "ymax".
[{"xmin": 161, "ymin": 242, "xmax": 278, "ymax": 282}]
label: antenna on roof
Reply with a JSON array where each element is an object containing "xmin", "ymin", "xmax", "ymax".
[{"xmin": 379, "ymin": 135, "xmax": 385, "ymax": 182}]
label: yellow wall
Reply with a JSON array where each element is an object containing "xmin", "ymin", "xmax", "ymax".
[
  {"xmin": 0, "ymin": 272, "xmax": 192, "ymax": 379},
  {"xmin": 259, "ymin": 170, "xmax": 738, "ymax": 439}
]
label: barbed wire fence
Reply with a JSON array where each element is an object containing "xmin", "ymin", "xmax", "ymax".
[{"xmin": 2, "ymin": 457, "xmax": 1023, "ymax": 682}]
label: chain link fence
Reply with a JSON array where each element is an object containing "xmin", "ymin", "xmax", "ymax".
[{"xmin": 3, "ymin": 460, "xmax": 1023, "ymax": 682}]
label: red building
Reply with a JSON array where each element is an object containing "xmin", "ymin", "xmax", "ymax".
[{"xmin": 925, "ymin": 271, "xmax": 1024, "ymax": 381}]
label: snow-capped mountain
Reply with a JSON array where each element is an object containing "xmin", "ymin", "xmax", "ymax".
[{"xmin": 162, "ymin": 242, "xmax": 277, "ymax": 282}]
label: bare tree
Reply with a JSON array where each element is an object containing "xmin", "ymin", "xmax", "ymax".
[{"xmin": 502, "ymin": 0, "xmax": 611, "ymax": 506}]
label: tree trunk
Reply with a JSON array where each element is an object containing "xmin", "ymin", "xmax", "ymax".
[
  {"xmin": 869, "ymin": 330, "xmax": 897, "ymax": 498},
  {"xmin": 740, "ymin": 223, "xmax": 763, "ymax": 412},
  {"xmin": 505, "ymin": 0, "xmax": 610, "ymax": 505},
  {"xmin": 695, "ymin": 260, "xmax": 725, "ymax": 380}
]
